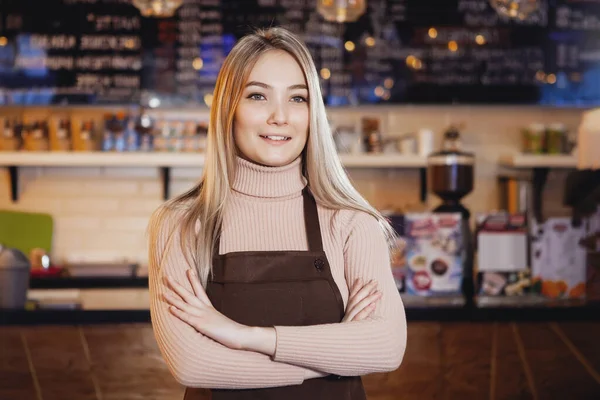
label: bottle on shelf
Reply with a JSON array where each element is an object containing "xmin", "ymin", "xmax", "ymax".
[
  {"xmin": 102, "ymin": 113, "xmax": 116, "ymax": 152},
  {"xmin": 113, "ymin": 111, "xmax": 127, "ymax": 152},
  {"xmin": 49, "ymin": 117, "xmax": 72, "ymax": 151},
  {"xmin": 0, "ymin": 118, "xmax": 21, "ymax": 151},
  {"xmin": 22, "ymin": 120, "xmax": 49, "ymax": 151},
  {"xmin": 136, "ymin": 108, "xmax": 154, "ymax": 152},
  {"xmin": 71, "ymin": 118, "xmax": 97, "ymax": 151}
]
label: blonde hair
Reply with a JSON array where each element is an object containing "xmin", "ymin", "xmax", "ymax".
[{"xmin": 148, "ymin": 27, "xmax": 397, "ymax": 286}]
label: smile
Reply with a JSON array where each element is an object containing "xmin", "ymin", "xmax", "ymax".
[{"xmin": 260, "ymin": 135, "xmax": 291, "ymax": 141}]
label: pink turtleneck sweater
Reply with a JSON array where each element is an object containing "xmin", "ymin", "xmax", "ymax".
[{"xmin": 148, "ymin": 156, "xmax": 407, "ymax": 389}]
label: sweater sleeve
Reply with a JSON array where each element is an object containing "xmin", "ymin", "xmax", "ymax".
[
  {"xmin": 148, "ymin": 206, "xmax": 320, "ymax": 389},
  {"xmin": 271, "ymin": 211, "xmax": 407, "ymax": 376}
]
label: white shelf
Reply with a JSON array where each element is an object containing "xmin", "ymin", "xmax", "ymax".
[
  {"xmin": 0, "ymin": 152, "xmax": 427, "ymax": 168},
  {"xmin": 339, "ymin": 153, "xmax": 427, "ymax": 168},
  {"xmin": 498, "ymin": 153, "xmax": 577, "ymax": 168},
  {"xmin": 0, "ymin": 151, "xmax": 205, "ymax": 167}
]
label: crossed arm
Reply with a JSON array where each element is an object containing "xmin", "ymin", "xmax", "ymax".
[{"xmin": 148, "ymin": 209, "xmax": 407, "ymax": 389}]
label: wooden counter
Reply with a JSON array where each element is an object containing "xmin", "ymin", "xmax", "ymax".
[{"xmin": 1, "ymin": 322, "xmax": 598, "ymax": 399}]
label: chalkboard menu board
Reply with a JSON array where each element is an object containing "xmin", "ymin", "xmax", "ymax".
[{"xmin": 0, "ymin": 0, "xmax": 599, "ymax": 106}]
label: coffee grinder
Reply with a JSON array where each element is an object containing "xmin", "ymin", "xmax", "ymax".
[{"xmin": 427, "ymin": 125, "xmax": 476, "ymax": 305}]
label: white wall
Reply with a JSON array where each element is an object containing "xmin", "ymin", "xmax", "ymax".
[{"xmin": 0, "ymin": 105, "xmax": 588, "ymax": 266}]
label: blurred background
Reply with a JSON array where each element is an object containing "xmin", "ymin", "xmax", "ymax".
[{"xmin": 0, "ymin": 0, "xmax": 599, "ymax": 399}]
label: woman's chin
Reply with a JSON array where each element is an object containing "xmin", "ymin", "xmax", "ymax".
[{"xmin": 248, "ymin": 152, "xmax": 300, "ymax": 168}]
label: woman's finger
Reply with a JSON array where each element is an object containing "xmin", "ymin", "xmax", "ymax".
[
  {"xmin": 349, "ymin": 278, "xmax": 360, "ymax": 296},
  {"xmin": 163, "ymin": 292, "xmax": 202, "ymax": 317},
  {"xmin": 187, "ymin": 269, "xmax": 212, "ymax": 306},
  {"xmin": 164, "ymin": 275, "xmax": 202, "ymax": 306},
  {"xmin": 168, "ymin": 306, "xmax": 199, "ymax": 330},
  {"xmin": 351, "ymin": 302, "xmax": 377, "ymax": 322},
  {"xmin": 346, "ymin": 291, "xmax": 382, "ymax": 321},
  {"xmin": 346, "ymin": 280, "xmax": 377, "ymax": 310}
]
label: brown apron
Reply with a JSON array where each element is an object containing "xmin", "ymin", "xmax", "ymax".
[{"xmin": 183, "ymin": 187, "xmax": 367, "ymax": 400}]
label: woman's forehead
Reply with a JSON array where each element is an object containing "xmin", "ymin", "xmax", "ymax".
[{"xmin": 245, "ymin": 50, "xmax": 307, "ymax": 88}]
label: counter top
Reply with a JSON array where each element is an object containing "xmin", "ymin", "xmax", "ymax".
[
  {"xmin": 498, "ymin": 153, "xmax": 577, "ymax": 168},
  {"xmin": 2, "ymin": 300, "xmax": 599, "ymax": 325},
  {"xmin": 29, "ymin": 276, "xmax": 148, "ymax": 289}
]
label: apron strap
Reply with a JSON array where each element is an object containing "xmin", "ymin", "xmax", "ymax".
[
  {"xmin": 302, "ymin": 186, "xmax": 324, "ymax": 252},
  {"xmin": 213, "ymin": 226, "xmax": 221, "ymax": 259}
]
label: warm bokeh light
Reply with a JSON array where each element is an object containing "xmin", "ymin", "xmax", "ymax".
[
  {"xmin": 536, "ymin": 70, "xmax": 546, "ymax": 81},
  {"xmin": 344, "ymin": 41, "xmax": 355, "ymax": 51},
  {"xmin": 192, "ymin": 58, "xmax": 203, "ymax": 70},
  {"xmin": 320, "ymin": 68, "xmax": 331, "ymax": 79},
  {"xmin": 448, "ymin": 41, "xmax": 458, "ymax": 52}
]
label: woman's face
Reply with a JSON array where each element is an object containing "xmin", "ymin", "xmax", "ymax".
[{"xmin": 233, "ymin": 50, "xmax": 309, "ymax": 167}]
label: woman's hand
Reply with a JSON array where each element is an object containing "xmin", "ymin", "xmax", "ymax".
[
  {"xmin": 342, "ymin": 278, "xmax": 382, "ymax": 322},
  {"xmin": 163, "ymin": 269, "xmax": 249, "ymax": 350}
]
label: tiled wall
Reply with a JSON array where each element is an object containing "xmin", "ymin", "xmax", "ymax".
[{"xmin": 0, "ymin": 105, "xmax": 589, "ymax": 265}]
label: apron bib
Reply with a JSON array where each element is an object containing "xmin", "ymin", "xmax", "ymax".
[{"xmin": 183, "ymin": 188, "xmax": 366, "ymax": 400}]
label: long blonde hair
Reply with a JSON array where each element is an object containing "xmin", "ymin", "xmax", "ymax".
[{"xmin": 148, "ymin": 27, "xmax": 397, "ymax": 286}]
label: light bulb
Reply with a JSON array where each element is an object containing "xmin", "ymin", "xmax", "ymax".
[
  {"xmin": 132, "ymin": 0, "xmax": 183, "ymax": 18},
  {"xmin": 317, "ymin": 0, "xmax": 367, "ymax": 23},
  {"xmin": 489, "ymin": 0, "xmax": 540, "ymax": 20}
]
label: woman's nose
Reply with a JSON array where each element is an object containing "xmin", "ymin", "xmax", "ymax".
[{"xmin": 267, "ymin": 101, "xmax": 288, "ymax": 126}]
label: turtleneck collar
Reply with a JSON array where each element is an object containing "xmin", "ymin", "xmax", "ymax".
[{"xmin": 231, "ymin": 156, "xmax": 307, "ymax": 199}]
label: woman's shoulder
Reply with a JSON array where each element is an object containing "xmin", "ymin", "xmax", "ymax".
[
  {"xmin": 319, "ymin": 205, "xmax": 383, "ymax": 238},
  {"xmin": 148, "ymin": 201, "xmax": 195, "ymax": 236}
]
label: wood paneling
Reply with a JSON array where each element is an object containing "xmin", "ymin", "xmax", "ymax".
[
  {"xmin": 493, "ymin": 323, "xmax": 535, "ymax": 400},
  {"xmin": 363, "ymin": 323, "xmax": 442, "ymax": 400},
  {"xmin": 2, "ymin": 322, "xmax": 599, "ymax": 400},
  {"xmin": 0, "ymin": 328, "xmax": 37, "ymax": 400},
  {"xmin": 516, "ymin": 323, "xmax": 600, "ymax": 400},
  {"xmin": 557, "ymin": 322, "xmax": 600, "ymax": 379}
]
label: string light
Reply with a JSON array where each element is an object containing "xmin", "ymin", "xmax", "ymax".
[
  {"xmin": 317, "ymin": 0, "xmax": 367, "ymax": 23},
  {"xmin": 132, "ymin": 0, "xmax": 183, "ymax": 18},
  {"xmin": 489, "ymin": 0, "xmax": 540, "ymax": 21}
]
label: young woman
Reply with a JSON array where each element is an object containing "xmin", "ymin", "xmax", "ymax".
[{"xmin": 147, "ymin": 27, "xmax": 407, "ymax": 400}]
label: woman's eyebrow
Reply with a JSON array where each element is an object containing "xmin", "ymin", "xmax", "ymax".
[{"xmin": 245, "ymin": 81, "xmax": 308, "ymax": 90}]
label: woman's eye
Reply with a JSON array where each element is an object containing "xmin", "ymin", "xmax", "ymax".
[
  {"xmin": 291, "ymin": 96, "xmax": 307, "ymax": 103},
  {"xmin": 248, "ymin": 93, "xmax": 265, "ymax": 101}
]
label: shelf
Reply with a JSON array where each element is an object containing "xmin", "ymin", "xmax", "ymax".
[
  {"xmin": 0, "ymin": 151, "xmax": 426, "ymax": 168},
  {"xmin": 499, "ymin": 153, "xmax": 577, "ymax": 169},
  {"xmin": 0, "ymin": 152, "xmax": 429, "ymax": 203},
  {"xmin": 0, "ymin": 151, "xmax": 205, "ymax": 167},
  {"xmin": 499, "ymin": 153, "xmax": 578, "ymax": 221},
  {"xmin": 339, "ymin": 153, "xmax": 427, "ymax": 168}
]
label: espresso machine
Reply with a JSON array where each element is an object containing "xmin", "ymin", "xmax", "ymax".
[{"xmin": 427, "ymin": 126, "xmax": 476, "ymax": 305}]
